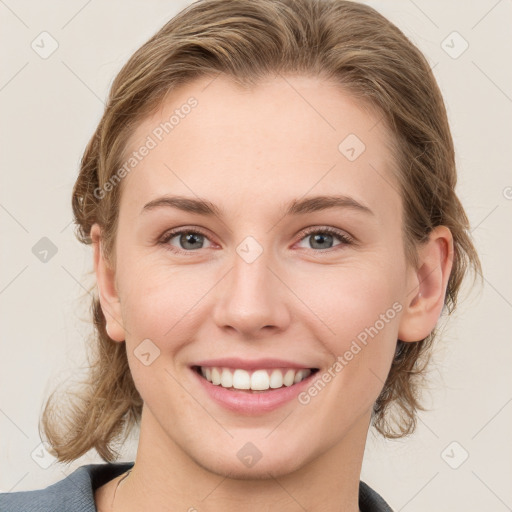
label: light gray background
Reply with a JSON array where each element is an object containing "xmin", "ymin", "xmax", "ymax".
[{"xmin": 1, "ymin": 0, "xmax": 511, "ymax": 510}]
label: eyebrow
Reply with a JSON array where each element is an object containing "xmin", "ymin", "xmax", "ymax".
[{"xmin": 141, "ymin": 194, "xmax": 374, "ymax": 217}]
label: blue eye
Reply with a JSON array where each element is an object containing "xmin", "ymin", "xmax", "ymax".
[
  {"xmin": 296, "ymin": 227, "xmax": 354, "ymax": 250},
  {"xmin": 159, "ymin": 226, "xmax": 354, "ymax": 254},
  {"xmin": 160, "ymin": 229, "xmax": 212, "ymax": 252}
]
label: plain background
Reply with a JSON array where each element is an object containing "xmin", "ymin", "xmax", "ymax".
[{"xmin": 0, "ymin": 0, "xmax": 511, "ymax": 510}]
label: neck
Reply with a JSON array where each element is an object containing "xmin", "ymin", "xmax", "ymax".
[{"xmin": 113, "ymin": 406, "xmax": 369, "ymax": 512}]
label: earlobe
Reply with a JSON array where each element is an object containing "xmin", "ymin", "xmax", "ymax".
[
  {"xmin": 90, "ymin": 223, "xmax": 126, "ymax": 342},
  {"xmin": 397, "ymin": 226, "xmax": 454, "ymax": 343}
]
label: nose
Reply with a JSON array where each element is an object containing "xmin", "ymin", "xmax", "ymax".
[{"xmin": 212, "ymin": 246, "xmax": 292, "ymax": 338}]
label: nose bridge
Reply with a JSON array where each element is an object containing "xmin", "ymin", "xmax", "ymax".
[{"xmin": 212, "ymin": 235, "xmax": 291, "ymax": 335}]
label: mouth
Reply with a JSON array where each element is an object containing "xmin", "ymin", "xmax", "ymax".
[{"xmin": 191, "ymin": 365, "xmax": 320, "ymax": 393}]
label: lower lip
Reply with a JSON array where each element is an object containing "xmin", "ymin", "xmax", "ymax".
[{"xmin": 190, "ymin": 367, "xmax": 318, "ymax": 415}]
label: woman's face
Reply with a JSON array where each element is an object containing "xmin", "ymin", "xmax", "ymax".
[{"xmin": 95, "ymin": 74, "xmax": 423, "ymax": 477}]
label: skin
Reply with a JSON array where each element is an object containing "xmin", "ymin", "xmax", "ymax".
[{"xmin": 91, "ymin": 74, "xmax": 453, "ymax": 512}]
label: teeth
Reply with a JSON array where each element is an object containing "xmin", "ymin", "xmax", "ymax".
[
  {"xmin": 211, "ymin": 368, "xmax": 221, "ymax": 385},
  {"xmin": 220, "ymin": 368, "xmax": 233, "ymax": 388},
  {"xmin": 198, "ymin": 367, "xmax": 313, "ymax": 391},
  {"xmin": 294, "ymin": 369, "xmax": 308, "ymax": 384},
  {"xmin": 269, "ymin": 369, "xmax": 283, "ymax": 389},
  {"xmin": 233, "ymin": 369, "xmax": 250, "ymax": 389},
  {"xmin": 283, "ymin": 369, "xmax": 295, "ymax": 386},
  {"xmin": 251, "ymin": 370, "xmax": 269, "ymax": 390}
]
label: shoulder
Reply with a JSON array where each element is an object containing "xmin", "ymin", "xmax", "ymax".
[
  {"xmin": 359, "ymin": 480, "xmax": 394, "ymax": 511},
  {"xmin": 0, "ymin": 462, "xmax": 134, "ymax": 512},
  {"xmin": 0, "ymin": 466, "xmax": 389, "ymax": 512}
]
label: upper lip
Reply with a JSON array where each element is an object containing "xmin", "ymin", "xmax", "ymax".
[{"xmin": 191, "ymin": 357, "xmax": 318, "ymax": 371}]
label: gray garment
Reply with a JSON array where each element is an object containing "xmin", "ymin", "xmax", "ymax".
[{"xmin": 0, "ymin": 462, "xmax": 393, "ymax": 511}]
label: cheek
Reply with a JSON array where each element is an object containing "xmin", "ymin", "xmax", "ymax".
[
  {"xmin": 296, "ymin": 274, "xmax": 401, "ymax": 437},
  {"xmin": 300, "ymin": 265, "xmax": 402, "ymax": 394},
  {"xmin": 294, "ymin": 259, "xmax": 403, "ymax": 339},
  {"xmin": 117, "ymin": 259, "xmax": 215, "ymax": 340}
]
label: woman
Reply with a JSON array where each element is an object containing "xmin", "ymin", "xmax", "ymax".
[{"xmin": 0, "ymin": 0, "xmax": 481, "ymax": 510}]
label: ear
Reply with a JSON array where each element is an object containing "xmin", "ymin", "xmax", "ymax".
[
  {"xmin": 90, "ymin": 223, "xmax": 126, "ymax": 342},
  {"xmin": 398, "ymin": 225, "xmax": 454, "ymax": 342}
]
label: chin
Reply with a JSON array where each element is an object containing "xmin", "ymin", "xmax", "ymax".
[{"xmin": 191, "ymin": 444, "xmax": 309, "ymax": 481}]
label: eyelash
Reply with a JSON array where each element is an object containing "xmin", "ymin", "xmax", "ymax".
[{"xmin": 158, "ymin": 226, "xmax": 354, "ymax": 255}]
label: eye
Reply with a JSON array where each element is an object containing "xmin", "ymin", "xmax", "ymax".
[
  {"xmin": 159, "ymin": 228, "xmax": 213, "ymax": 253},
  {"xmin": 158, "ymin": 226, "xmax": 354, "ymax": 254},
  {"xmin": 295, "ymin": 226, "xmax": 354, "ymax": 251}
]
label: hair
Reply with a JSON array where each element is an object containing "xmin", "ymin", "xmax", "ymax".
[{"xmin": 40, "ymin": 0, "xmax": 482, "ymax": 463}]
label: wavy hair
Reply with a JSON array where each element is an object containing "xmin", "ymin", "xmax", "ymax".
[{"xmin": 40, "ymin": 0, "xmax": 482, "ymax": 462}]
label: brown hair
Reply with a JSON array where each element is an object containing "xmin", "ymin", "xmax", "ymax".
[{"xmin": 40, "ymin": 0, "xmax": 482, "ymax": 463}]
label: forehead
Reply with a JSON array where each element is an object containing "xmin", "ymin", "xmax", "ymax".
[{"xmin": 118, "ymin": 74, "xmax": 401, "ymax": 226}]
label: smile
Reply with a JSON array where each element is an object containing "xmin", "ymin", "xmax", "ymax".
[
  {"xmin": 190, "ymin": 364, "xmax": 320, "ymax": 414},
  {"xmin": 193, "ymin": 366, "xmax": 318, "ymax": 392}
]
